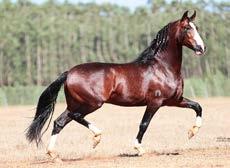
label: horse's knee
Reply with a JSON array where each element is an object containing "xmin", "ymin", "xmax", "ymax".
[
  {"xmin": 188, "ymin": 102, "xmax": 202, "ymax": 117},
  {"xmin": 52, "ymin": 120, "xmax": 64, "ymax": 135},
  {"xmin": 194, "ymin": 103, "xmax": 202, "ymax": 117}
]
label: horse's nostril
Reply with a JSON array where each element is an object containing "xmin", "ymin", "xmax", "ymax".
[{"xmin": 194, "ymin": 44, "xmax": 205, "ymax": 55}]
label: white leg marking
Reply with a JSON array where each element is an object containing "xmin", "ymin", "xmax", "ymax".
[
  {"xmin": 188, "ymin": 117, "xmax": 202, "ymax": 139},
  {"xmin": 195, "ymin": 116, "xmax": 202, "ymax": 127},
  {"xmin": 89, "ymin": 123, "xmax": 102, "ymax": 136},
  {"xmin": 89, "ymin": 123, "xmax": 102, "ymax": 149},
  {"xmin": 134, "ymin": 139, "xmax": 145, "ymax": 156},
  {"xmin": 47, "ymin": 134, "xmax": 57, "ymax": 152},
  {"xmin": 189, "ymin": 22, "xmax": 204, "ymax": 51},
  {"xmin": 47, "ymin": 135, "xmax": 62, "ymax": 162},
  {"xmin": 134, "ymin": 139, "xmax": 141, "ymax": 148}
]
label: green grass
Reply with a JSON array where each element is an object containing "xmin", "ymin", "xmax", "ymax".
[
  {"xmin": 184, "ymin": 73, "xmax": 230, "ymax": 98},
  {"xmin": 0, "ymin": 74, "xmax": 230, "ymax": 106}
]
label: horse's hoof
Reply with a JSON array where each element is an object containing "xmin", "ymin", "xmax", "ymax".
[
  {"xmin": 93, "ymin": 134, "xmax": 101, "ymax": 149},
  {"xmin": 188, "ymin": 126, "xmax": 199, "ymax": 139},
  {"xmin": 53, "ymin": 157, "xmax": 63, "ymax": 163},
  {"xmin": 47, "ymin": 150, "xmax": 58, "ymax": 159},
  {"xmin": 188, "ymin": 129, "xmax": 194, "ymax": 139},
  {"xmin": 47, "ymin": 150, "xmax": 63, "ymax": 163},
  {"xmin": 47, "ymin": 150, "xmax": 57, "ymax": 158},
  {"xmin": 134, "ymin": 146, "xmax": 145, "ymax": 156}
]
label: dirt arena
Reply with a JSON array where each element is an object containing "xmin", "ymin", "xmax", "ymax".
[{"xmin": 0, "ymin": 98, "xmax": 229, "ymax": 168}]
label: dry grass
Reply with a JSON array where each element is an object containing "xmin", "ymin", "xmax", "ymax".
[{"xmin": 0, "ymin": 98, "xmax": 230, "ymax": 167}]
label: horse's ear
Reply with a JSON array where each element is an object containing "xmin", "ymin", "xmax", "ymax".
[
  {"xmin": 181, "ymin": 10, "xmax": 189, "ymax": 22},
  {"xmin": 190, "ymin": 10, "xmax": 196, "ymax": 21}
]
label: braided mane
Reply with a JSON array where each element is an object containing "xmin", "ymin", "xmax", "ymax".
[{"xmin": 134, "ymin": 23, "xmax": 170, "ymax": 64}]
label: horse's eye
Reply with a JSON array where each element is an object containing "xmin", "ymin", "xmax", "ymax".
[{"xmin": 184, "ymin": 27, "xmax": 190, "ymax": 31}]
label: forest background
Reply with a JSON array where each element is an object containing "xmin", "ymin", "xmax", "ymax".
[{"xmin": 0, "ymin": 0, "xmax": 229, "ymax": 105}]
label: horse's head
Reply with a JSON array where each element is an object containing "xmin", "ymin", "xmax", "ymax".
[{"xmin": 177, "ymin": 10, "xmax": 206, "ymax": 56}]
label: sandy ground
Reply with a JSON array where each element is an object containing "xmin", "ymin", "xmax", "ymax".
[{"xmin": 0, "ymin": 98, "xmax": 229, "ymax": 168}]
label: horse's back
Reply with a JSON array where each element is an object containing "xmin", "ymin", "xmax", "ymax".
[{"xmin": 64, "ymin": 62, "xmax": 148, "ymax": 107}]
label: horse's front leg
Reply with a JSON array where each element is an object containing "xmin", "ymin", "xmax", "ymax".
[
  {"xmin": 171, "ymin": 97, "xmax": 202, "ymax": 139},
  {"xmin": 134, "ymin": 105, "xmax": 159, "ymax": 156}
]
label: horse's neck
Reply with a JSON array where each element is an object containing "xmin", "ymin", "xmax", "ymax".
[{"xmin": 156, "ymin": 40, "xmax": 182, "ymax": 76}]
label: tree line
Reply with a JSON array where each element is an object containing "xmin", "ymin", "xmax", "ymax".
[{"xmin": 0, "ymin": 0, "xmax": 229, "ymax": 87}]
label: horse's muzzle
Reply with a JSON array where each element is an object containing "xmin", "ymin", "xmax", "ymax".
[{"xmin": 194, "ymin": 45, "xmax": 206, "ymax": 56}]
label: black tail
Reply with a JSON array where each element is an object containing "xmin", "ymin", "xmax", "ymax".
[{"xmin": 26, "ymin": 71, "xmax": 68, "ymax": 146}]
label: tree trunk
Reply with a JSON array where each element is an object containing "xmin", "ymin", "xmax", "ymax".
[
  {"xmin": 225, "ymin": 44, "xmax": 230, "ymax": 78},
  {"xmin": 25, "ymin": 34, "xmax": 32, "ymax": 85},
  {"xmin": 36, "ymin": 41, "xmax": 42, "ymax": 86},
  {"xmin": 79, "ymin": 26, "xmax": 87, "ymax": 63},
  {"xmin": 0, "ymin": 47, "xmax": 3, "ymax": 86},
  {"xmin": 108, "ymin": 28, "xmax": 118, "ymax": 61}
]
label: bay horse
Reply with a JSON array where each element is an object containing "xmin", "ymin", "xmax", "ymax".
[{"xmin": 26, "ymin": 11, "xmax": 206, "ymax": 159}]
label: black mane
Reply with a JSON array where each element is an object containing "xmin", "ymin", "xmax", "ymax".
[{"xmin": 134, "ymin": 23, "xmax": 170, "ymax": 64}]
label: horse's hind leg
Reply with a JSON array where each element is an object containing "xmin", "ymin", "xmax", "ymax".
[
  {"xmin": 68, "ymin": 106, "xmax": 102, "ymax": 148},
  {"xmin": 47, "ymin": 109, "xmax": 72, "ymax": 160}
]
